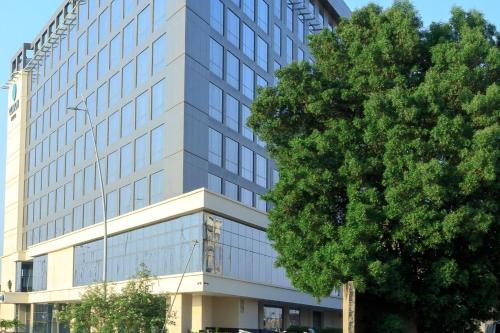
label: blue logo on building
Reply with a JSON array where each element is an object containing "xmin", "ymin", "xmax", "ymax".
[{"xmin": 11, "ymin": 84, "xmax": 17, "ymax": 102}]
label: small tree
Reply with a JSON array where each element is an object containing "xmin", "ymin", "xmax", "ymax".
[
  {"xmin": 0, "ymin": 319, "xmax": 21, "ymax": 333},
  {"xmin": 58, "ymin": 266, "xmax": 169, "ymax": 333}
]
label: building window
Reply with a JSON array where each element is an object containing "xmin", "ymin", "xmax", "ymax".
[
  {"xmin": 256, "ymin": 193, "xmax": 266, "ymax": 211},
  {"xmin": 120, "ymin": 103, "xmax": 133, "ymax": 138},
  {"xmin": 242, "ymin": 24, "xmax": 254, "ymax": 60},
  {"xmin": 274, "ymin": 0, "xmax": 281, "ymax": 19},
  {"xmin": 123, "ymin": 20, "xmax": 136, "ymax": 58},
  {"xmin": 134, "ymin": 177, "xmax": 148, "ymax": 209},
  {"xmin": 225, "ymin": 137, "xmax": 238, "ymax": 174},
  {"xmin": 243, "ymin": 0, "xmax": 254, "ymax": 20},
  {"xmin": 99, "ymin": 8, "xmax": 110, "ymax": 43},
  {"xmin": 241, "ymin": 146, "xmax": 253, "ymax": 181},
  {"xmin": 153, "ymin": 0, "xmax": 167, "ymax": 31},
  {"xmin": 208, "ymin": 128, "xmax": 222, "ymax": 167},
  {"xmin": 289, "ymin": 309, "xmax": 300, "ymax": 327},
  {"xmin": 227, "ymin": 10, "xmax": 240, "ymax": 48},
  {"xmin": 110, "ymin": 33, "xmax": 122, "ymax": 69},
  {"xmin": 107, "ymin": 150, "xmax": 119, "ymax": 184},
  {"xmin": 226, "ymin": 51, "xmax": 240, "ymax": 90},
  {"xmin": 256, "ymin": 154, "xmax": 267, "ymax": 187},
  {"xmin": 225, "ymin": 94, "xmax": 239, "ymax": 132},
  {"xmin": 152, "ymin": 34, "xmax": 166, "ymax": 72},
  {"xmin": 84, "ymin": 163, "xmax": 95, "ymax": 195},
  {"xmin": 97, "ymin": 83, "xmax": 108, "ymax": 115},
  {"xmin": 120, "ymin": 143, "xmax": 133, "ymax": 177},
  {"xmin": 98, "ymin": 46, "xmax": 109, "ymax": 79},
  {"xmin": 88, "ymin": 21, "xmax": 98, "ymax": 53},
  {"xmin": 152, "ymin": 79, "xmax": 166, "ymax": 118},
  {"xmin": 286, "ymin": 5, "xmax": 293, "ymax": 31},
  {"xmin": 298, "ymin": 15, "xmax": 304, "ymax": 42},
  {"xmin": 257, "ymin": 0, "xmax": 268, "ymax": 33},
  {"xmin": 76, "ymin": 67, "xmax": 86, "ymax": 96},
  {"xmin": 96, "ymin": 119, "xmax": 107, "ymax": 152},
  {"xmin": 122, "ymin": 60, "xmax": 135, "ymax": 96},
  {"xmin": 151, "ymin": 124, "xmax": 165, "ymax": 163},
  {"xmin": 119, "ymin": 184, "xmax": 133, "ymax": 215},
  {"xmin": 125, "ymin": 0, "xmax": 136, "ymax": 17},
  {"xmin": 136, "ymin": 90, "xmax": 149, "ymax": 128},
  {"xmin": 208, "ymin": 174, "xmax": 222, "ymax": 194},
  {"xmin": 137, "ymin": 5, "xmax": 151, "ymax": 45},
  {"xmin": 109, "ymin": 72, "xmax": 121, "ymax": 106},
  {"xmin": 111, "ymin": 0, "xmax": 123, "ymax": 32},
  {"xmin": 257, "ymin": 37, "xmax": 268, "ymax": 71},
  {"xmin": 107, "ymin": 190, "xmax": 118, "ymax": 218},
  {"xmin": 209, "ymin": 83, "xmax": 223, "ymax": 122},
  {"xmin": 150, "ymin": 170, "xmax": 165, "ymax": 204},
  {"xmin": 273, "ymin": 25, "xmax": 281, "ymax": 55},
  {"xmin": 242, "ymin": 65, "xmax": 254, "ymax": 99},
  {"xmin": 241, "ymin": 105, "xmax": 253, "ymax": 140},
  {"xmin": 136, "ymin": 48, "xmax": 151, "ymax": 87},
  {"xmin": 240, "ymin": 187, "xmax": 253, "ymax": 206},
  {"xmin": 209, "ymin": 39, "xmax": 223, "ymax": 78},
  {"xmin": 224, "ymin": 180, "xmax": 238, "ymax": 200},
  {"xmin": 32, "ymin": 255, "xmax": 48, "ymax": 291},
  {"xmin": 109, "ymin": 110, "xmax": 120, "ymax": 144},
  {"xmin": 83, "ymin": 200, "xmax": 94, "ymax": 227},
  {"xmin": 210, "ymin": 0, "xmax": 224, "ymax": 34},
  {"xmin": 77, "ymin": 32, "xmax": 87, "ymax": 64},
  {"xmin": 263, "ymin": 306, "xmax": 283, "ymax": 331},
  {"xmin": 135, "ymin": 133, "xmax": 149, "ymax": 171},
  {"xmin": 286, "ymin": 36, "xmax": 293, "ymax": 64}
]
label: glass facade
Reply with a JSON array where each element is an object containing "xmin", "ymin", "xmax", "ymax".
[{"xmin": 72, "ymin": 212, "xmax": 291, "ymax": 289}]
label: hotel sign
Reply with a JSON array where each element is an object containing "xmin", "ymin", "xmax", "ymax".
[{"xmin": 9, "ymin": 83, "xmax": 19, "ymax": 116}]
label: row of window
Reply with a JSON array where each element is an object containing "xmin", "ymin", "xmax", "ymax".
[
  {"xmin": 27, "ymin": 123, "xmax": 165, "ymax": 204},
  {"xmin": 210, "ymin": 38, "xmax": 269, "ymax": 100},
  {"xmin": 208, "ymin": 127, "xmax": 270, "ymax": 188},
  {"xmin": 32, "ymin": 0, "xmax": 167, "ymax": 89},
  {"xmin": 31, "ymin": 29, "xmax": 166, "ymax": 123},
  {"xmin": 208, "ymin": 173, "xmax": 267, "ymax": 211},
  {"xmin": 71, "ymin": 212, "xmax": 291, "ymax": 288},
  {"xmin": 25, "ymin": 169, "xmax": 165, "ymax": 248},
  {"xmin": 31, "ymin": 0, "xmax": 167, "ymax": 113},
  {"xmin": 76, "ymin": 33, "xmax": 166, "ymax": 99},
  {"xmin": 209, "ymin": 82, "xmax": 265, "ymax": 145},
  {"xmin": 27, "ymin": 78, "xmax": 165, "ymax": 176}
]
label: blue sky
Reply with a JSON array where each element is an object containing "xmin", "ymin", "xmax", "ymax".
[{"xmin": 0, "ymin": 0, "xmax": 498, "ymax": 253}]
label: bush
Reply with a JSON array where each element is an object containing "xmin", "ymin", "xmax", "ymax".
[{"xmin": 286, "ymin": 326, "xmax": 342, "ymax": 333}]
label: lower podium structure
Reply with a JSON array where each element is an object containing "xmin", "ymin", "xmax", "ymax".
[{"xmin": 0, "ymin": 189, "xmax": 342, "ymax": 332}]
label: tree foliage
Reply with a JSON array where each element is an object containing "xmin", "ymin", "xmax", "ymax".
[
  {"xmin": 0, "ymin": 319, "xmax": 21, "ymax": 333},
  {"xmin": 57, "ymin": 266, "xmax": 169, "ymax": 333},
  {"xmin": 249, "ymin": 2, "xmax": 499, "ymax": 332}
]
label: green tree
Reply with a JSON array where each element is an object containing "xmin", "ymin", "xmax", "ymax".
[
  {"xmin": 248, "ymin": 2, "xmax": 499, "ymax": 332},
  {"xmin": 57, "ymin": 266, "xmax": 169, "ymax": 333},
  {"xmin": 0, "ymin": 319, "xmax": 22, "ymax": 333}
]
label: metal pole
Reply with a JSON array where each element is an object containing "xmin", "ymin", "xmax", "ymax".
[
  {"xmin": 161, "ymin": 240, "xmax": 199, "ymax": 333},
  {"xmin": 68, "ymin": 99, "xmax": 108, "ymax": 298}
]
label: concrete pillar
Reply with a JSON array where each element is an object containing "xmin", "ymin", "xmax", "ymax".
[
  {"xmin": 168, "ymin": 294, "xmax": 192, "ymax": 333},
  {"xmin": 192, "ymin": 295, "xmax": 214, "ymax": 331}
]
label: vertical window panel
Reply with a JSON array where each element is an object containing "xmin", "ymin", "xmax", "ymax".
[
  {"xmin": 208, "ymin": 128, "xmax": 222, "ymax": 167},
  {"xmin": 209, "ymin": 83, "xmax": 223, "ymax": 122}
]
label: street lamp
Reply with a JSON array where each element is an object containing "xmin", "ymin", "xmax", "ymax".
[{"xmin": 67, "ymin": 99, "xmax": 108, "ymax": 297}]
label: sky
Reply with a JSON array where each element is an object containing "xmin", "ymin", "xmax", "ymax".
[{"xmin": 0, "ymin": 0, "xmax": 498, "ymax": 254}]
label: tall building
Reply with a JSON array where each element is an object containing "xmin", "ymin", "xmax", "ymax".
[{"xmin": 1, "ymin": 0, "xmax": 350, "ymax": 332}]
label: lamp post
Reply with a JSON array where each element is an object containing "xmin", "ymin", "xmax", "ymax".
[{"xmin": 68, "ymin": 100, "xmax": 108, "ymax": 297}]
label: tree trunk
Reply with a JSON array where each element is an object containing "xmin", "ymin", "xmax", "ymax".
[{"xmin": 342, "ymin": 282, "xmax": 356, "ymax": 333}]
